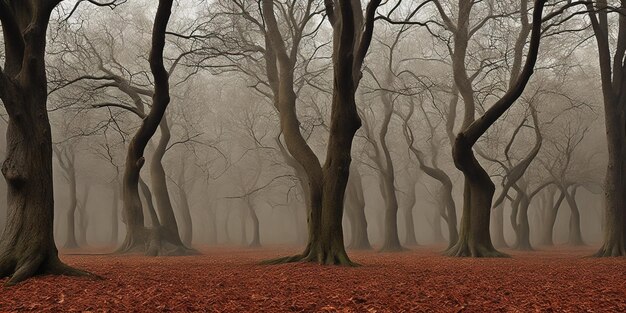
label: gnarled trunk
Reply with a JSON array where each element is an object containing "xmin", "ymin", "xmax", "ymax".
[{"xmin": 0, "ymin": 3, "xmax": 95, "ymax": 285}]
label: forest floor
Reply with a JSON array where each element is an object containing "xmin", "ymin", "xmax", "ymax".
[{"xmin": 0, "ymin": 245, "xmax": 625, "ymax": 312}]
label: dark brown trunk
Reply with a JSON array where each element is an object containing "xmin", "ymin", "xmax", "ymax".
[
  {"xmin": 513, "ymin": 190, "xmax": 532, "ymax": 250},
  {"xmin": 586, "ymin": 0, "xmax": 626, "ymax": 257},
  {"xmin": 447, "ymin": 141, "xmax": 504, "ymax": 257},
  {"xmin": 118, "ymin": 0, "xmax": 190, "ymax": 256},
  {"xmin": 0, "ymin": 3, "xmax": 96, "ymax": 285}
]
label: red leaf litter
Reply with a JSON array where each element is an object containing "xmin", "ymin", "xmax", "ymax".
[{"xmin": 1, "ymin": 246, "xmax": 625, "ymax": 312}]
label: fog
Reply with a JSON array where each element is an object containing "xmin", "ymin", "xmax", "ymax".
[{"xmin": 0, "ymin": 0, "xmax": 620, "ymax": 264}]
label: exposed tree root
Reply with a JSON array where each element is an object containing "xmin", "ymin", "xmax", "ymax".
[
  {"xmin": 445, "ymin": 240, "xmax": 509, "ymax": 258},
  {"xmin": 594, "ymin": 243, "xmax": 626, "ymax": 257},
  {"xmin": 261, "ymin": 244, "xmax": 359, "ymax": 266},
  {"xmin": 0, "ymin": 254, "xmax": 100, "ymax": 287},
  {"xmin": 116, "ymin": 227, "xmax": 198, "ymax": 256}
]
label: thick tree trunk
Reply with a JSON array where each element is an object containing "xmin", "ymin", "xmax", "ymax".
[
  {"xmin": 595, "ymin": 96, "xmax": 625, "ymax": 255},
  {"xmin": 491, "ymin": 202, "xmax": 508, "ymax": 248},
  {"xmin": 514, "ymin": 192, "xmax": 533, "ymax": 250},
  {"xmin": 586, "ymin": 0, "xmax": 626, "ymax": 258},
  {"xmin": 0, "ymin": 3, "xmax": 95, "ymax": 285},
  {"xmin": 380, "ymin": 173, "xmax": 403, "ymax": 251},
  {"xmin": 447, "ymin": 139, "xmax": 505, "ymax": 257},
  {"xmin": 177, "ymin": 187, "xmax": 193, "ymax": 247},
  {"xmin": 64, "ymin": 169, "xmax": 79, "ymax": 249}
]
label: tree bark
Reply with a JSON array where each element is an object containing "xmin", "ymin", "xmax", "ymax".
[
  {"xmin": 586, "ymin": 0, "xmax": 626, "ymax": 257},
  {"xmin": 345, "ymin": 167, "xmax": 371, "ymax": 250},
  {"xmin": 0, "ymin": 1, "xmax": 99, "ymax": 285},
  {"xmin": 446, "ymin": 0, "xmax": 545, "ymax": 257},
  {"xmin": 117, "ymin": 0, "xmax": 189, "ymax": 256}
]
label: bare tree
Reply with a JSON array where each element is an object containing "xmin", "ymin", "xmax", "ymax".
[
  {"xmin": 264, "ymin": 0, "xmax": 382, "ymax": 265},
  {"xmin": 586, "ymin": 0, "xmax": 626, "ymax": 257},
  {"xmin": 0, "ymin": 0, "xmax": 108, "ymax": 285}
]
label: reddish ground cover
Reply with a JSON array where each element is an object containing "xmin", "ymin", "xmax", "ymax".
[{"xmin": 0, "ymin": 246, "xmax": 625, "ymax": 312}]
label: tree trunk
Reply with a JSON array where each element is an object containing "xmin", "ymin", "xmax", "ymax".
[
  {"xmin": 345, "ymin": 168, "xmax": 371, "ymax": 250},
  {"xmin": 240, "ymin": 205, "xmax": 248, "ymax": 246},
  {"xmin": 586, "ymin": 0, "xmax": 626, "ymax": 258},
  {"xmin": 110, "ymin": 185, "xmax": 119, "ymax": 246},
  {"xmin": 118, "ymin": 0, "xmax": 189, "ymax": 256},
  {"xmin": 491, "ymin": 202, "xmax": 508, "ymax": 248},
  {"xmin": 514, "ymin": 191, "xmax": 533, "ymax": 250},
  {"xmin": 77, "ymin": 184, "xmax": 90, "ymax": 247},
  {"xmin": 403, "ymin": 181, "xmax": 418, "ymax": 246},
  {"xmin": 431, "ymin": 212, "xmax": 444, "ymax": 244},
  {"xmin": 563, "ymin": 186, "xmax": 584, "ymax": 246},
  {"xmin": 248, "ymin": 201, "xmax": 261, "ymax": 248},
  {"xmin": 177, "ymin": 187, "xmax": 193, "ymax": 247},
  {"xmin": 447, "ymin": 140, "xmax": 505, "ymax": 257},
  {"xmin": 207, "ymin": 206, "xmax": 217, "ymax": 245},
  {"xmin": 150, "ymin": 116, "xmax": 187, "ymax": 250},
  {"xmin": 541, "ymin": 190, "xmax": 563, "ymax": 246},
  {"xmin": 0, "ymin": 3, "xmax": 95, "ymax": 285},
  {"xmin": 64, "ymin": 169, "xmax": 79, "ymax": 249}
]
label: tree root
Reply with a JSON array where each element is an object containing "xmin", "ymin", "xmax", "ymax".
[
  {"xmin": 444, "ymin": 240, "xmax": 509, "ymax": 258},
  {"xmin": 593, "ymin": 243, "xmax": 626, "ymax": 257},
  {"xmin": 261, "ymin": 245, "xmax": 359, "ymax": 266},
  {"xmin": 1, "ymin": 255, "xmax": 100, "ymax": 287},
  {"xmin": 116, "ymin": 227, "xmax": 199, "ymax": 257}
]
